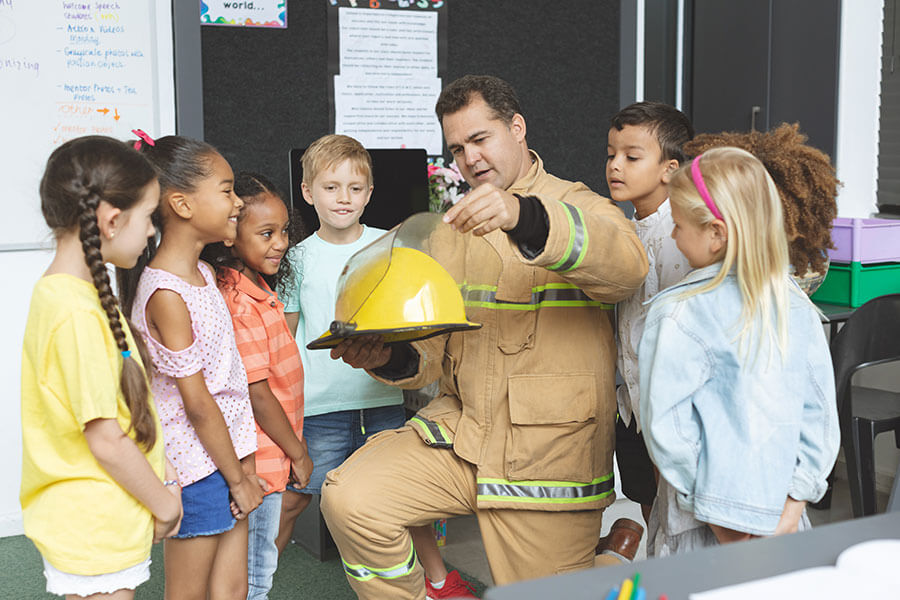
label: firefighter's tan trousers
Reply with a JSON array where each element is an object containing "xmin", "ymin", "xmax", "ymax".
[{"xmin": 320, "ymin": 426, "xmax": 607, "ymax": 600}]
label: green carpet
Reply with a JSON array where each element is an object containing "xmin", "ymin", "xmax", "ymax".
[{"xmin": 0, "ymin": 535, "xmax": 487, "ymax": 598}]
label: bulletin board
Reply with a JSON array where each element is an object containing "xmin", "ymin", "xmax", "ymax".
[
  {"xmin": 0, "ymin": 1, "xmax": 183, "ymax": 250},
  {"xmin": 201, "ymin": 0, "xmax": 621, "ymax": 211}
]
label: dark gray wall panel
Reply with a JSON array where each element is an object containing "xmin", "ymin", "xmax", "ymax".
[{"xmin": 201, "ymin": 0, "xmax": 620, "ymax": 199}]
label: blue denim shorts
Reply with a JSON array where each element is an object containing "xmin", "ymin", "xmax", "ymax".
[
  {"xmin": 287, "ymin": 405, "xmax": 406, "ymax": 495},
  {"xmin": 173, "ymin": 469, "xmax": 236, "ymax": 538}
]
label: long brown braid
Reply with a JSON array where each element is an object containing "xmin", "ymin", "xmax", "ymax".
[
  {"xmin": 683, "ymin": 123, "xmax": 839, "ymax": 277},
  {"xmin": 40, "ymin": 136, "xmax": 158, "ymax": 449}
]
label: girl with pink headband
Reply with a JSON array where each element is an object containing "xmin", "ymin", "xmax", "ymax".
[{"xmin": 636, "ymin": 147, "xmax": 839, "ymax": 556}]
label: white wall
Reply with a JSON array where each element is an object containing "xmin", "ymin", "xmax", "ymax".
[
  {"xmin": 0, "ymin": 248, "xmax": 53, "ymax": 536},
  {"xmin": 834, "ymin": 0, "xmax": 884, "ymax": 218}
]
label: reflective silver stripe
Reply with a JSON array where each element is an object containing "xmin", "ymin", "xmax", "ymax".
[
  {"xmin": 476, "ymin": 475, "xmax": 614, "ymax": 505},
  {"xmin": 551, "ymin": 203, "xmax": 586, "ymax": 272},
  {"xmin": 342, "ymin": 545, "xmax": 417, "ymax": 581},
  {"xmin": 410, "ymin": 416, "xmax": 452, "ymax": 449},
  {"xmin": 461, "ymin": 285, "xmax": 610, "ymax": 309}
]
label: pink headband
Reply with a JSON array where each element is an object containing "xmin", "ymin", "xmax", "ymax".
[
  {"xmin": 131, "ymin": 129, "xmax": 155, "ymax": 150},
  {"xmin": 690, "ymin": 155, "xmax": 724, "ymax": 221}
]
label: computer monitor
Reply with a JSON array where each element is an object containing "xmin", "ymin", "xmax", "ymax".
[{"xmin": 288, "ymin": 147, "xmax": 429, "ymax": 233}]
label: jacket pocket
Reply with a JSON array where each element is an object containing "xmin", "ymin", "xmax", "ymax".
[
  {"xmin": 506, "ymin": 373, "xmax": 597, "ymax": 482},
  {"xmin": 496, "ymin": 259, "xmax": 536, "ymax": 354}
]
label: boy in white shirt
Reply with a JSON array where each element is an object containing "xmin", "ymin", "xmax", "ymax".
[{"xmin": 606, "ymin": 102, "xmax": 693, "ymax": 527}]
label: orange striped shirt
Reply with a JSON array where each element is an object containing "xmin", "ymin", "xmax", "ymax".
[{"xmin": 218, "ymin": 268, "xmax": 304, "ymax": 493}]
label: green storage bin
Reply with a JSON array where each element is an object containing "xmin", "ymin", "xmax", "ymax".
[{"xmin": 811, "ymin": 261, "xmax": 900, "ymax": 307}]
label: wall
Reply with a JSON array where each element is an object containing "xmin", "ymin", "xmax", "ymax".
[
  {"xmin": 200, "ymin": 0, "xmax": 621, "ymax": 200},
  {"xmin": 834, "ymin": 0, "xmax": 884, "ymax": 218},
  {"xmin": 0, "ymin": 249, "xmax": 53, "ymax": 536}
]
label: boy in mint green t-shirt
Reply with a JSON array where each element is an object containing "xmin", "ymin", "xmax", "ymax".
[{"xmin": 276, "ymin": 134, "xmax": 474, "ymax": 597}]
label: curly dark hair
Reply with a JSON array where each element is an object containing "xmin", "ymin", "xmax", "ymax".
[
  {"xmin": 683, "ymin": 123, "xmax": 839, "ymax": 277},
  {"xmin": 201, "ymin": 171, "xmax": 306, "ymax": 293}
]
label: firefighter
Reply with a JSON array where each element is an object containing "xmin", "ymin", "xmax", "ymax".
[{"xmin": 321, "ymin": 75, "xmax": 649, "ymax": 599}]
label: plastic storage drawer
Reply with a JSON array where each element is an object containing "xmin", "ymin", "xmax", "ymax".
[
  {"xmin": 829, "ymin": 218, "xmax": 900, "ymax": 264},
  {"xmin": 811, "ymin": 261, "xmax": 900, "ymax": 307}
]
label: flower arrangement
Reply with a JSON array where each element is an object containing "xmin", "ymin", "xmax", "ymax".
[{"xmin": 427, "ymin": 158, "xmax": 466, "ymax": 213}]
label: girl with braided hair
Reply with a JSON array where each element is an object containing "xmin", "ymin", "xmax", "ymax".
[
  {"xmin": 21, "ymin": 135, "xmax": 182, "ymax": 598},
  {"xmin": 683, "ymin": 123, "xmax": 839, "ymax": 294}
]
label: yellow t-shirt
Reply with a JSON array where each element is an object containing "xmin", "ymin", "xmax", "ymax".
[{"xmin": 20, "ymin": 274, "xmax": 165, "ymax": 575}]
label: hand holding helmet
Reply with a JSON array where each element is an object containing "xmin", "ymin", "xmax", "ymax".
[{"xmin": 330, "ymin": 335, "xmax": 392, "ymax": 370}]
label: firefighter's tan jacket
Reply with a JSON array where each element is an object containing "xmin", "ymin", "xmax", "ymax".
[{"xmin": 371, "ymin": 152, "xmax": 648, "ymax": 512}]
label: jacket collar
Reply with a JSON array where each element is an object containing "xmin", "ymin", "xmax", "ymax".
[
  {"xmin": 645, "ymin": 262, "xmax": 825, "ymax": 319},
  {"xmin": 507, "ymin": 150, "xmax": 543, "ymax": 196},
  {"xmin": 646, "ymin": 262, "xmax": 725, "ymax": 306}
]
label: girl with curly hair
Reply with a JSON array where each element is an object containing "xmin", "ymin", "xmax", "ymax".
[{"xmin": 684, "ymin": 123, "xmax": 839, "ymax": 293}]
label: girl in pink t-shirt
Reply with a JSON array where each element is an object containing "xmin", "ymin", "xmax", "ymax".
[{"xmin": 119, "ymin": 135, "xmax": 264, "ymax": 599}]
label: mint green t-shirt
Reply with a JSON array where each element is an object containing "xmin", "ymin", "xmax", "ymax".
[{"xmin": 282, "ymin": 227, "xmax": 404, "ymax": 417}]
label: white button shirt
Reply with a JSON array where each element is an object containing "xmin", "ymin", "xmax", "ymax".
[{"xmin": 616, "ymin": 199, "xmax": 688, "ymax": 429}]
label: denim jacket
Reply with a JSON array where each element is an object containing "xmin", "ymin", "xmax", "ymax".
[{"xmin": 638, "ymin": 264, "xmax": 839, "ymax": 536}]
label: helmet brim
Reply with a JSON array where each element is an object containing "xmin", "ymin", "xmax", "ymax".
[{"xmin": 306, "ymin": 321, "xmax": 482, "ymax": 350}]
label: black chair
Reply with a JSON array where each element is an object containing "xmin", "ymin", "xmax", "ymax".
[{"xmin": 830, "ymin": 293, "xmax": 900, "ymax": 517}]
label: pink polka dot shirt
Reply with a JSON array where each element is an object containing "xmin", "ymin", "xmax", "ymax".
[{"xmin": 131, "ymin": 262, "xmax": 257, "ymax": 486}]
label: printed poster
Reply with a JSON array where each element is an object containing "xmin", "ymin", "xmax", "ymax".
[
  {"xmin": 201, "ymin": 0, "xmax": 286, "ymax": 28},
  {"xmin": 330, "ymin": 3, "xmax": 447, "ymax": 154}
]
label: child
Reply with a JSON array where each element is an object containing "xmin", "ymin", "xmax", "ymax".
[
  {"xmin": 202, "ymin": 172, "xmax": 313, "ymax": 600},
  {"xmin": 119, "ymin": 135, "xmax": 265, "ymax": 598},
  {"xmin": 607, "ymin": 101, "xmax": 692, "ymax": 527},
  {"xmin": 683, "ymin": 123, "xmax": 839, "ymax": 295},
  {"xmin": 278, "ymin": 134, "xmax": 474, "ymax": 598},
  {"xmin": 638, "ymin": 147, "xmax": 839, "ymax": 556},
  {"xmin": 21, "ymin": 135, "xmax": 182, "ymax": 598}
]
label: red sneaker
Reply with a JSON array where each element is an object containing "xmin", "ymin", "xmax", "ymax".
[{"xmin": 425, "ymin": 569, "xmax": 478, "ymax": 599}]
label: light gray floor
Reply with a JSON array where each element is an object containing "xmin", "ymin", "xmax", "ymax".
[{"xmin": 439, "ymin": 470, "xmax": 874, "ymax": 588}]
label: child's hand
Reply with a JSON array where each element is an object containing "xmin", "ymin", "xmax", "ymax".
[
  {"xmin": 229, "ymin": 475, "xmax": 264, "ymax": 519},
  {"xmin": 773, "ymin": 496, "xmax": 807, "ymax": 535},
  {"xmin": 291, "ymin": 449, "xmax": 314, "ymax": 490},
  {"xmin": 153, "ymin": 499, "xmax": 182, "ymax": 543},
  {"xmin": 154, "ymin": 464, "xmax": 182, "ymax": 542},
  {"xmin": 707, "ymin": 523, "xmax": 756, "ymax": 545}
]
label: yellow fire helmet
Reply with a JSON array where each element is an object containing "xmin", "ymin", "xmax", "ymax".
[{"xmin": 306, "ymin": 212, "xmax": 485, "ymax": 350}]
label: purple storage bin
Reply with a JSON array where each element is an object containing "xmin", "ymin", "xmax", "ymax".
[{"xmin": 828, "ymin": 217, "xmax": 900, "ymax": 264}]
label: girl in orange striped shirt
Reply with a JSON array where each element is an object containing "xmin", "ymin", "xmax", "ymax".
[{"xmin": 203, "ymin": 172, "xmax": 312, "ymax": 599}]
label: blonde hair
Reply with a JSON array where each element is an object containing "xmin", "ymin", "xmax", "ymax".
[
  {"xmin": 669, "ymin": 147, "xmax": 793, "ymax": 360},
  {"xmin": 301, "ymin": 134, "xmax": 373, "ymax": 187}
]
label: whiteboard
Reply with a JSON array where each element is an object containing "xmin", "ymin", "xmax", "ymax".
[{"xmin": 0, "ymin": 0, "xmax": 176, "ymax": 249}]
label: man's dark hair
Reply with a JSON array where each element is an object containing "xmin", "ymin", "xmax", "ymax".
[
  {"xmin": 610, "ymin": 101, "xmax": 694, "ymax": 164},
  {"xmin": 435, "ymin": 75, "xmax": 523, "ymax": 125}
]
